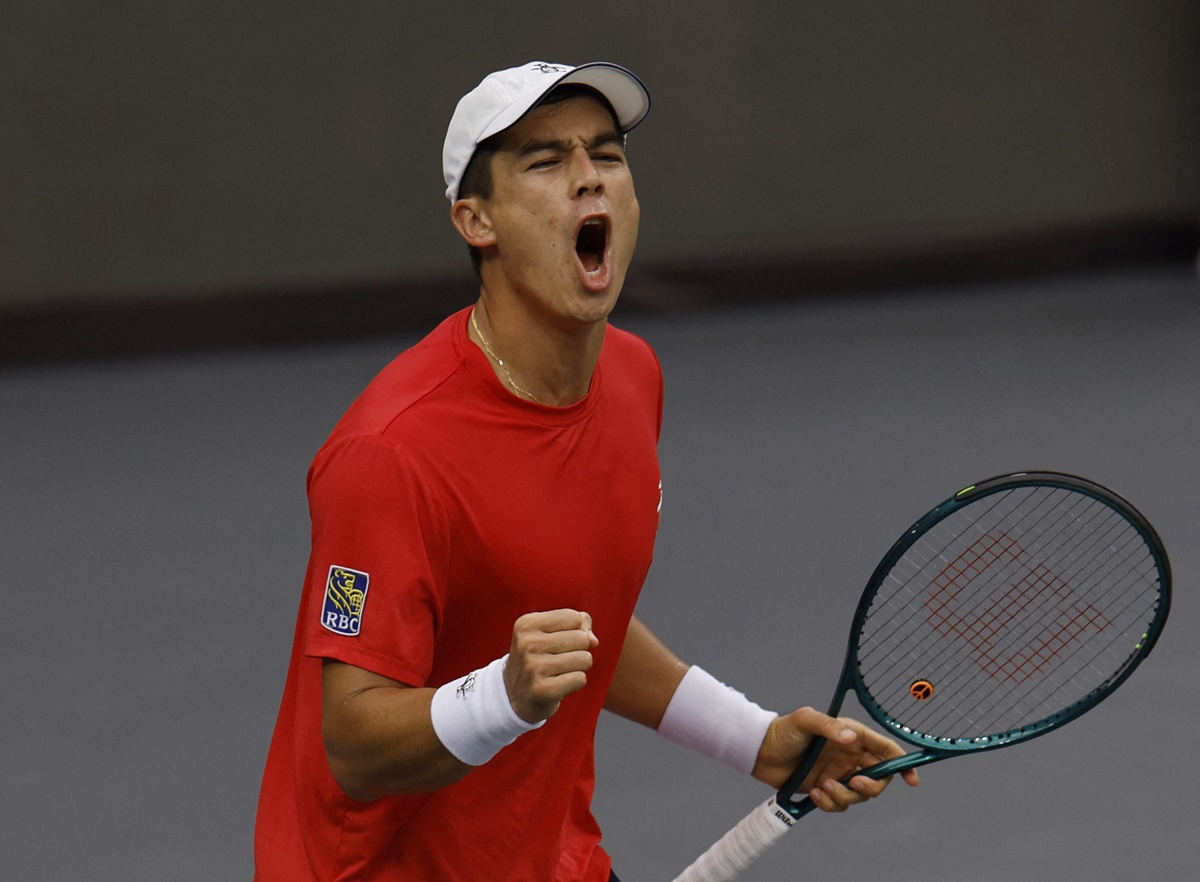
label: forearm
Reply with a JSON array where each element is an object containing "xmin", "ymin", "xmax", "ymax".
[
  {"xmin": 603, "ymin": 615, "xmax": 689, "ymax": 727},
  {"xmin": 605, "ymin": 618, "xmax": 780, "ymax": 777},
  {"xmin": 322, "ymin": 662, "xmax": 471, "ymax": 801},
  {"xmin": 322, "ymin": 616, "xmax": 575, "ymax": 801}
]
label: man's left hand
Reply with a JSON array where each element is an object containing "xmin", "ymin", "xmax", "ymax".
[{"xmin": 751, "ymin": 707, "xmax": 920, "ymax": 813}]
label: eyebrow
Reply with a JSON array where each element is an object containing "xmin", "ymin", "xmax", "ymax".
[{"xmin": 513, "ymin": 130, "xmax": 625, "ymax": 160}]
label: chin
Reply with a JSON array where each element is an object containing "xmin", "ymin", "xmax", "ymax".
[{"xmin": 576, "ymin": 272, "xmax": 626, "ymax": 317}]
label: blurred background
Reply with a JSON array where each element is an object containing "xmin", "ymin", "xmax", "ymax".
[
  {"xmin": 1, "ymin": 2, "xmax": 1197, "ymax": 879},
  {"xmin": 3, "ymin": 0, "xmax": 1197, "ymax": 357}
]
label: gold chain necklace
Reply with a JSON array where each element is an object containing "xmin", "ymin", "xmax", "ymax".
[{"xmin": 470, "ymin": 307, "xmax": 539, "ymax": 403}]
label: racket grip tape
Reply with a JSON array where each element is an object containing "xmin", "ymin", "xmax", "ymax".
[{"xmin": 670, "ymin": 796, "xmax": 795, "ymax": 882}]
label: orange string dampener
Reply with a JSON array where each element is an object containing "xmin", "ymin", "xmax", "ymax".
[{"xmin": 909, "ymin": 679, "xmax": 935, "ymax": 700}]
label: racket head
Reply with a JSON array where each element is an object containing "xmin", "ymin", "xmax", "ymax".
[{"xmin": 848, "ymin": 471, "xmax": 1170, "ymax": 757}]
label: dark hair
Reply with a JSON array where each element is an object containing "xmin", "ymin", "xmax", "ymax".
[{"xmin": 457, "ymin": 84, "xmax": 622, "ymax": 276}]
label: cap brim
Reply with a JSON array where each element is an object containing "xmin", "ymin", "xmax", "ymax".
[
  {"xmin": 556, "ymin": 62, "xmax": 650, "ymax": 132},
  {"xmin": 477, "ymin": 61, "xmax": 650, "ymax": 143}
]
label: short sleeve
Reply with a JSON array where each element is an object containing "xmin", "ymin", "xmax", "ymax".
[{"xmin": 300, "ymin": 433, "xmax": 448, "ymax": 687}]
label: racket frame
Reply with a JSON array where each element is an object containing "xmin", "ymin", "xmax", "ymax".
[{"xmin": 775, "ymin": 471, "xmax": 1171, "ymax": 814}]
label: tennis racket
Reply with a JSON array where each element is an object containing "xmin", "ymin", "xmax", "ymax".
[{"xmin": 672, "ymin": 471, "xmax": 1171, "ymax": 882}]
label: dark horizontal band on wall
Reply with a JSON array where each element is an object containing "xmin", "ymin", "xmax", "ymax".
[{"xmin": 1, "ymin": 214, "xmax": 1196, "ymax": 369}]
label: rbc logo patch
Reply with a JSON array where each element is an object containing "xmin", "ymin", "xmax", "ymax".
[{"xmin": 321, "ymin": 565, "xmax": 370, "ymax": 636}]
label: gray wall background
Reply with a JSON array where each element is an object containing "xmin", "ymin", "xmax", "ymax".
[{"xmin": 2, "ymin": 0, "xmax": 1198, "ymax": 309}]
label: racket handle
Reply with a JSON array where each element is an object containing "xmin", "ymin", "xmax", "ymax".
[{"xmin": 670, "ymin": 796, "xmax": 796, "ymax": 882}]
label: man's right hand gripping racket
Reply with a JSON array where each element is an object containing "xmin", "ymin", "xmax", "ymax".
[{"xmin": 672, "ymin": 472, "xmax": 1171, "ymax": 882}]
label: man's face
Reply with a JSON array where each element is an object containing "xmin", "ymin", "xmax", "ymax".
[{"xmin": 477, "ymin": 95, "xmax": 640, "ymax": 328}]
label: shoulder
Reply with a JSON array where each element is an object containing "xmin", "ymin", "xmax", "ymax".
[
  {"xmin": 600, "ymin": 322, "xmax": 664, "ymax": 435},
  {"xmin": 326, "ymin": 310, "xmax": 472, "ymax": 442},
  {"xmin": 602, "ymin": 323, "xmax": 662, "ymax": 379}
]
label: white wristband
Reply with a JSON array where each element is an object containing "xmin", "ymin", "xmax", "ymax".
[
  {"xmin": 656, "ymin": 665, "xmax": 777, "ymax": 775},
  {"xmin": 429, "ymin": 654, "xmax": 545, "ymax": 766}
]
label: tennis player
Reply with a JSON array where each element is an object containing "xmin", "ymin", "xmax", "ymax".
[{"xmin": 253, "ymin": 60, "xmax": 918, "ymax": 882}]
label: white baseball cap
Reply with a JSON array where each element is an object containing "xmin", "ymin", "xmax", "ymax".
[{"xmin": 442, "ymin": 60, "xmax": 650, "ymax": 202}]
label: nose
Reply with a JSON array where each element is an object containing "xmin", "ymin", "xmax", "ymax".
[{"xmin": 571, "ymin": 149, "xmax": 604, "ymax": 197}]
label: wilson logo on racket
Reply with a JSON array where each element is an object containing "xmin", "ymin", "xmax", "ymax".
[
  {"xmin": 321, "ymin": 565, "xmax": 370, "ymax": 636},
  {"xmin": 924, "ymin": 533, "xmax": 1111, "ymax": 683}
]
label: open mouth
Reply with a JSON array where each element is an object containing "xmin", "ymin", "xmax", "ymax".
[{"xmin": 575, "ymin": 217, "xmax": 609, "ymax": 276}]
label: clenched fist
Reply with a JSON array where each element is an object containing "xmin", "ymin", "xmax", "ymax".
[{"xmin": 504, "ymin": 609, "xmax": 599, "ymax": 723}]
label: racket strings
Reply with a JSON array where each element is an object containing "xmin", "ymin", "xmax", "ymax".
[
  {"xmin": 864, "ymin": 491, "xmax": 1129, "ymax": 673},
  {"xmin": 870, "ymin": 513, "xmax": 1157, "ymax": 739},
  {"xmin": 860, "ymin": 486, "xmax": 1065, "ymax": 667},
  {"xmin": 873, "ymin": 511, "xmax": 1154, "ymax": 734},
  {"xmin": 856, "ymin": 486, "xmax": 1163, "ymax": 743},
  {"xmin": 859, "ymin": 488, "xmax": 1093, "ymax": 681},
  {"xmin": 923, "ymin": 504, "xmax": 1151, "ymax": 694},
  {"xmin": 918, "ymin": 571, "xmax": 1153, "ymax": 742}
]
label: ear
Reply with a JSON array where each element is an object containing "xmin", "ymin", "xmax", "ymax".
[{"xmin": 450, "ymin": 197, "xmax": 496, "ymax": 250}]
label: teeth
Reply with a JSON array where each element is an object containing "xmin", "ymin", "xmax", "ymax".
[{"xmin": 576, "ymin": 218, "xmax": 606, "ymax": 275}]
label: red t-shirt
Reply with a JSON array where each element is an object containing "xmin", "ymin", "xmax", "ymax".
[{"xmin": 254, "ymin": 308, "xmax": 664, "ymax": 881}]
